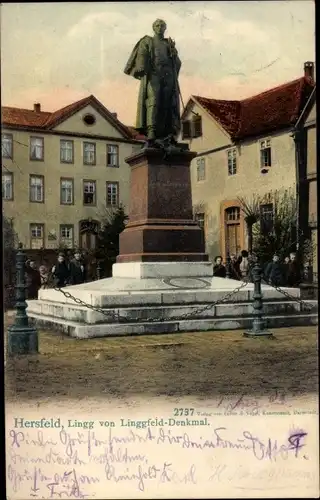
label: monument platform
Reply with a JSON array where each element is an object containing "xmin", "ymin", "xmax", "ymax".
[
  {"xmin": 26, "ymin": 147, "xmax": 318, "ymax": 337},
  {"xmin": 26, "ymin": 271, "xmax": 318, "ymax": 338}
]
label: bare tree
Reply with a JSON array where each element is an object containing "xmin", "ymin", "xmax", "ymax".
[{"xmin": 237, "ymin": 194, "xmax": 262, "ymax": 253}]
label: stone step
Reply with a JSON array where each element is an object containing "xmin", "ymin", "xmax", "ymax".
[
  {"xmin": 26, "ymin": 299, "xmax": 318, "ymax": 325},
  {"xmin": 29, "ymin": 311, "xmax": 318, "ymax": 339},
  {"xmin": 36, "ymin": 285, "xmax": 302, "ymax": 308}
]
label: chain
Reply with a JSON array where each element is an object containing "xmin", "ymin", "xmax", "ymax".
[
  {"xmin": 261, "ymin": 273, "xmax": 317, "ymax": 312},
  {"xmin": 44, "ymin": 277, "xmax": 250, "ymax": 324},
  {"xmin": 38, "ymin": 258, "xmax": 316, "ymax": 323}
]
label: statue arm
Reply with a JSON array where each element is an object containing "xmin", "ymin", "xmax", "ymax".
[
  {"xmin": 132, "ymin": 37, "xmax": 150, "ymax": 79},
  {"xmin": 124, "ymin": 36, "xmax": 151, "ymax": 80},
  {"xmin": 168, "ymin": 38, "xmax": 181, "ymax": 75},
  {"xmin": 175, "ymin": 52, "xmax": 181, "ymax": 75}
]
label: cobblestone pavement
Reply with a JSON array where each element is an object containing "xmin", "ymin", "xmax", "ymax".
[{"xmin": 5, "ymin": 312, "xmax": 318, "ymax": 409}]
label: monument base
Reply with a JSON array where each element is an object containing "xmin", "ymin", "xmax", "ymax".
[
  {"xmin": 26, "ymin": 262, "xmax": 318, "ymax": 338},
  {"xmin": 112, "ymin": 261, "xmax": 213, "ymax": 278},
  {"xmin": 116, "ymin": 147, "xmax": 209, "ymax": 264}
]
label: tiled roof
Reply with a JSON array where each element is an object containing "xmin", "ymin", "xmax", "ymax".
[
  {"xmin": 1, "ymin": 106, "xmax": 51, "ymax": 128},
  {"xmin": 192, "ymin": 76, "xmax": 315, "ymax": 140},
  {"xmin": 1, "ymin": 95, "xmax": 141, "ymax": 141}
]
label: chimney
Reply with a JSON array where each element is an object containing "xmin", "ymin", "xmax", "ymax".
[
  {"xmin": 304, "ymin": 61, "xmax": 314, "ymax": 81},
  {"xmin": 34, "ymin": 103, "xmax": 41, "ymax": 113},
  {"xmin": 111, "ymin": 112, "xmax": 117, "ymax": 119}
]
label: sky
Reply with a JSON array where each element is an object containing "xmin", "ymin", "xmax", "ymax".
[{"xmin": 1, "ymin": 1, "xmax": 315, "ymax": 126}]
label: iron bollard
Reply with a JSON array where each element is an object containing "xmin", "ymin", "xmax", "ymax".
[
  {"xmin": 244, "ymin": 260, "xmax": 273, "ymax": 338},
  {"xmin": 226, "ymin": 253, "xmax": 231, "ymax": 279},
  {"xmin": 7, "ymin": 243, "xmax": 39, "ymax": 355},
  {"xmin": 96, "ymin": 261, "xmax": 102, "ymax": 280}
]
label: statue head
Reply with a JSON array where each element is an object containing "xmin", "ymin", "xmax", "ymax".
[{"xmin": 152, "ymin": 19, "xmax": 167, "ymax": 36}]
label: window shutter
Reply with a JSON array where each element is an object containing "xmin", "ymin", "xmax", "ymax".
[
  {"xmin": 192, "ymin": 116, "xmax": 202, "ymax": 138},
  {"xmin": 181, "ymin": 120, "xmax": 191, "ymax": 139}
]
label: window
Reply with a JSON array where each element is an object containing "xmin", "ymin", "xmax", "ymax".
[
  {"xmin": 195, "ymin": 212, "xmax": 205, "ymax": 229},
  {"xmin": 30, "ymin": 137, "xmax": 44, "ymax": 160},
  {"xmin": 2, "ymin": 134, "xmax": 13, "ymax": 158},
  {"xmin": 181, "ymin": 115, "xmax": 203, "ymax": 139},
  {"xmin": 2, "ymin": 173, "xmax": 13, "ymax": 200},
  {"xmin": 60, "ymin": 178, "xmax": 74, "ymax": 205},
  {"xmin": 83, "ymin": 180, "xmax": 96, "ymax": 205},
  {"xmin": 30, "ymin": 175, "xmax": 44, "ymax": 202},
  {"xmin": 83, "ymin": 142, "xmax": 96, "ymax": 165},
  {"xmin": 260, "ymin": 139, "xmax": 271, "ymax": 168},
  {"xmin": 196, "ymin": 157, "xmax": 206, "ymax": 181},
  {"xmin": 260, "ymin": 203, "xmax": 274, "ymax": 232},
  {"xmin": 83, "ymin": 114, "xmax": 96, "ymax": 126},
  {"xmin": 60, "ymin": 225, "xmax": 74, "ymax": 248},
  {"xmin": 106, "ymin": 182, "xmax": 119, "ymax": 206},
  {"xmin": 192, "ymin": 115, "xmax": 202, "ymax": 138},
  {"xmin": 225, "ymin": 206, "xmax": 241, "ymax": 257},
  {"xmin": 225, "ymin": 207, "xmax": 240, "ymax": 222},
  {"xmin": 182, "ymin": 120, "xmax": 191, "ymax": 139},
  {"xmin": 107, "ymin": 145, "xmax": 119, "ymax": 167},
  {"xmin": 227, "ymin": 148, "xmax": 237, "ymax": 175},
  {"xmin": 60, "ymin": 140, "xmax": 74, "ymax": 163},
  {"xmin": 30, "ymin": 224, "xmax": 44, "ymax": 249}
]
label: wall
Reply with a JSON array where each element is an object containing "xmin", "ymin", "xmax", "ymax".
[
  {"xmin": 181, "ymin": 101, "xmax": 296, "ymax": 260},
  {"xmin": 306, "ymin": 102, "xmax": 317, "ymax": 274},
  {"xmin": 306, "ymin": 123, "xmax": 317, "ymax": 177},
  {"xmin": 2, "ymin": 117, "xmax": 138, "ymax": 248}
]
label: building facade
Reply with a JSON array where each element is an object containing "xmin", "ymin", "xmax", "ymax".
[
  {"xmin": 2, "ymin": 95, "xmax": 143, "ymax": 250},
  {"xmin": 180, "ymin": 63, "xmax": 315, "ymax": 261},
  {"xmin": 295, "ymin": 86, "xmax": 317, "ymax": 278}
]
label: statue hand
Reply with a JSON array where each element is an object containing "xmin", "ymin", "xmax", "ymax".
[{"xmin": 134, "ymin": 68, "xmax": 145, "ymax": 78}]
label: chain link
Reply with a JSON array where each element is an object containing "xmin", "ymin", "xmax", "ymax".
[
  {"xmin": 227, "ymin": 260, "xmax": 317, "ymax": 313},
  {"xmin": 44, "ymin": 277, "xmax": 250, "ymax": 324},
  {"xmin": 261, "ymin": 273, "xmax": 317, "ymax": 312},
  {"xmin": 38, "ymin": 264, "xmax": 316, "ymax": 325}
]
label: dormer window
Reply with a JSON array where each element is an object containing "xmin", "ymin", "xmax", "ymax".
[
  {"xmin": 181, "ymin": 114, "xmax": 203, "ymax": 139},
  {"xmin": 260, "ymin": 139, "xmax": 272, "ymax": 169}
]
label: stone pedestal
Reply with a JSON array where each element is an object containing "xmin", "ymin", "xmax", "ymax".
[{"xmin": 116, "ymin": 147, "xmax": 209, "ymax": 263}]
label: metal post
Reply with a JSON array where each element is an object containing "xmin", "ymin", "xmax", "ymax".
[
  {"xmin": 7, "ymin": 243, "xmax": 39, "ymax": 355},
  {"xmin": 226, "ymin": 253, "xmax": 231, "ymax": 279},
  {"xmin": 244, "ymin": 260, "xmax": 273, "ymax": 338},
  {"xmin": 96, "ymin": 261, "xmax": 102, "ymax": 280}
]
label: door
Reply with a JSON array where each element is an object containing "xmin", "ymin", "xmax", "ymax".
[{"xmin": 79, "ymin": 220, "xmax": 99, "ymax": 250}]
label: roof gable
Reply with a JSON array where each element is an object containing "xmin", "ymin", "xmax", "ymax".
[
  {"xmin": 295, "ymin": 86, "xmax": 316, "ymax": 128},
  {"xmin": 1, "ymin": 95, "xmax": 136, "ymax": 140},
  {"xmin": 190, "ymin": 76, "xmax": 315, "ymax": 141},
  {"xmin": 182, "ymin": 97, "xmax": 233, "ymax": 140}
]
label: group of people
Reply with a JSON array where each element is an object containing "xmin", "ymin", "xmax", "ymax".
[
  {"xmin": 25, "ymin": 251, "xmax": 86, "ymax": 300},
  {"xmin": 213, "ymin": 251, "xmax": 301, "ymax": 287}
]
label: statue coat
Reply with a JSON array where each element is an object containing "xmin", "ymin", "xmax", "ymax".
[{"xmin": 124, "ymin": 35, "xmax": 181, "ymax": 137}]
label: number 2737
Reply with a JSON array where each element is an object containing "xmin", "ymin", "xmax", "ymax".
[{"xmin": 173, "ymin": 408, "xmax": 194, "ymax": 416}]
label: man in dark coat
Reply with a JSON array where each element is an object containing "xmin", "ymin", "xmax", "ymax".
[
  {"xmin": 51, "ymin": 254, "xmax": 70, "ymax": 288},
  {"xmin": 213, "ymin": 256, "xmax": 227, "ymax": 278},
  {"xmin": 286, "ymin": 252, "xmax": 301, "ymax": 287},
  {"xmin": 69, "ymin": 251, "xmax": 86, "ymax": 285},
  {"xmin": 264, "ymin": 254, "xmax": 284, "ymax": 286},
  {"xmin": 229, "ymin": 253, "xmax": 240, "ymax": 280},
  {"xmin": 25, "ymin": 260, "xmax": 41, "ymax": 299}
]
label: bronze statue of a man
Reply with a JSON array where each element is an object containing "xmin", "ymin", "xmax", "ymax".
[{"xmin": 124, "ymin": 19, "xmax": 181, "ymax": 147}]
